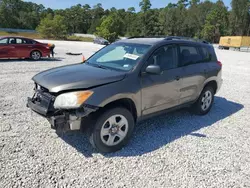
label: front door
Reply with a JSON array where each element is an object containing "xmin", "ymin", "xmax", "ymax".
[
  {"xmin": 141, "ymin": 45, "xmax": 183, "ymax": 115},
  {"xmin": 0, "ymin": 38, "xmax": 9, "ymax": 58},
  {"xmin": 6, "ymin": 37, "xmax": 17, "ymax": 58}
]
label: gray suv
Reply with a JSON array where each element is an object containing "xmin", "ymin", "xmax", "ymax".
[{"xmin": 27, "ymin": 36, "xmax": 222, "ymax": 153}]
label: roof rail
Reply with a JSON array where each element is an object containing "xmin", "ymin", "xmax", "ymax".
[
  {"xmin": 127, "ymin": 36, "xmax": 145, "ymax": 39},
  {"xmin": 165, "ymin": 36, "xmax": 209, "ymax": 44},
  {"xmin": 127, "ymin": 36, "xmax": 166, "ymax": 39},
  {"xmin": 127, "ymin": 36, "xmax": 209, "ymax": 44}
]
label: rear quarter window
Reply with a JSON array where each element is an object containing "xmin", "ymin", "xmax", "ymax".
[
  {"xmin": 200, "ymin": 46, "xmax": 217, "ymax": 62},
  {"xmin": 23, "ymin": 39, "xmax": 36, "ymax": 44}
]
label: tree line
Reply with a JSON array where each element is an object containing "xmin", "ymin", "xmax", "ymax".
[{"xmin": 0, "ymin": 0, "xmax": 249, "ymax": 42}]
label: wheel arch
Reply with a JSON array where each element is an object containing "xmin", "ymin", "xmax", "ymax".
[
  {"xmin": 203, "ymin": 80, "xmax": 218, "ymax": 94},
  {"xmin": 100, "ymin": 98, "xmax": 138, "ymax": 122},
  {"xmin": 30, "ymin": 49, "xmax": 42, "ymax": 57}
]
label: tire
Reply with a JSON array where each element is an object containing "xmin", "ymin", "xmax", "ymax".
[
  {"xmin": 30, "ymin": 50, "xmax": 41, "ymax": 60},
  {"xmin": 89, "ymin": 107, "xmax": 135, "ymax": 153},
  {"xmin": 192, "ymin": 86, "xmax": 214, "ymax": 115}
]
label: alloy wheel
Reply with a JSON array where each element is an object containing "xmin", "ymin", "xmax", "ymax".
[
  {"xmin": 31, "ymin": 51, "xmax": 41, "ymax": 60},
  {"xmin": 201, "ymin": 90, "xmax": 212, "ymax": 111},
  {"xmin": 100, "ymin": 115, "xmax": 128, "ymax": 146}
]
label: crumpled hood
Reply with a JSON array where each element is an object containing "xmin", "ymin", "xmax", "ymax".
[{"xmin": 32, "ymin": 63, "xmax": 126, "ymax": 93}]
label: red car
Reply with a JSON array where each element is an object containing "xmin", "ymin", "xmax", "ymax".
[{"xmin": 0, "ymin": 36, "xmax": 50, "ymax": 60}]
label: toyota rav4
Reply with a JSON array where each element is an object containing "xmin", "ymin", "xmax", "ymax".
[{"xmin": 27, "ymin": 36, "xmax": 222, "ymax": 153}]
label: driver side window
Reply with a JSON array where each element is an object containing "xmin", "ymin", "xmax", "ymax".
[
  {"xmin": 0, "ymin": 38, "xmax": 8, "ymax": 45},
  {"xmin": 148, "ymin": 45, "xmax": 177, "ymax": 71}
]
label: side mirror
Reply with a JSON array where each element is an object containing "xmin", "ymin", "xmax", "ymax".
[{"xmin": 145, "ymin": 65, "xmax": 161, "ymax": 75}]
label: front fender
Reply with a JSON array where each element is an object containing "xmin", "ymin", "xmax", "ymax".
[
  {"xmin": 84, "ymin": 78, "xmax": 142, "ymax": 117},
  {"xmin": 98, "ymin": 93, "xmax": 137, "ymax": 106}
]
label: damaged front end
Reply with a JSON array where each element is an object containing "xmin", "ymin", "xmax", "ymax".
[{"xmin": 27, "ymin": 84, "xmax": 98, "ymax": 131}]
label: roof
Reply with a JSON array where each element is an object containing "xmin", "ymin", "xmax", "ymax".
[
  {"xmin": 117, "ymin": 38, "xmax": 165, "ymax": 45},
  {"xmin": 116, "ymin": 36, "xmax": 210, "ymax": 46},
  {"xmin": 0, "ymin": 36, "xmax": 34, "ymax": 40}
]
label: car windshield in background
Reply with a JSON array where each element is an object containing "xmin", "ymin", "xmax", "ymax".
[{"xmin": 86, "ymin": 43, "xmax": 151, "ymax": 71}]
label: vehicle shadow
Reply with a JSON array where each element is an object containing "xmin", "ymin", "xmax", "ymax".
[
  {"xmin": 0, "ymin": 57, "xmax": 64, "ymax": 63},
  {"xmin": 58, "ymin": 97, "xmax": 244, "ymax": 158}
]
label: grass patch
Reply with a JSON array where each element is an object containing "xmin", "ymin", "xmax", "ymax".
[
  {"xmin": 66, "ymin": 35, "xmax": 94, "ymax": 42},
  {"xmin": 0, "ymin": 31, "xmax": 42, "ymax": 39},
  {"xmin": 0, "ymin": 31, "xmax": 94, "ymax": 42}
]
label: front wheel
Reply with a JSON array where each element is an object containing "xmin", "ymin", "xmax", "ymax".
[
  {"xmin": 89, "ymin": 107, "xmax": 135, "ymax": 153},
  {"xmin": 30, "ymin": 50, "xmax": 41, "ymax": 60},
  {"xmin": 192, "ymin": 86, "xmax": 214, "ymax": 115}
]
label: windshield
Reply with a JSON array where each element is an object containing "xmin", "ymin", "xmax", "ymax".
[{"xmin": 86, "ymin": 43, "xmax": 151, "ymax": 71}]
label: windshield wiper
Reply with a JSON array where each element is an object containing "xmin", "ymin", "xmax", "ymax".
[{"xmin": 89, "ymin": 63, "xmax": 109, "ymax": 70}]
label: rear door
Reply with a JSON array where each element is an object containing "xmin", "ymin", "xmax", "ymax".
[
  {"xmin": 178, "ymin": 44, "xmax": 210, "ymax": 104},
  {"xmin": 15, "ymin": 38, "xmax": 33, "ymax": 58},
  {"xmin": 0, "ymin": 38, "xmax": 9, "ymax": 58}
]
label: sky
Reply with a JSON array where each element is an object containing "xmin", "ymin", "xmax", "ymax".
[{"xmin": 24, "ymin": 0, "xmax": 231, "ymax": 11}]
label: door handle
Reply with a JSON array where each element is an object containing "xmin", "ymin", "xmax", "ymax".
[
  {"xmin": 10, "ymin": 46, "xmax": 15, "ymax": 49},
  {"xmin": 175, "ymin": 76, "xmax": 180, "ymax": 81},
  {"xmin": 28, "ymin": 46, "xmax": 32, "ymax": 48}
]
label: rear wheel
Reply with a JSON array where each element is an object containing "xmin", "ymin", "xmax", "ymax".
[
  {"xmin": 89, "ymin": 107, "xmax": 134, "ymax": 153},
  {"xmin": 192, "ymin": 86, "xmax": 214, "ymax": 115},
  {"xmin": 30, "ymin": 50, "xmax": 41, "ymax": 60}
]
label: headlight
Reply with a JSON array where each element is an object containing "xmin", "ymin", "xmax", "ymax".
[{"xmin": 54, "ymin": 91, "xmax": 93, "ymax": 109}]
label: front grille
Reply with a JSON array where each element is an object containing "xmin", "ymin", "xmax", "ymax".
[
  {"xmin": 35, "ymin": 83, "xmax": 49, "ymax": 92},
  {"xmin": 40, "ymin": 86, "xmax": 49, "ymax": 92},
  {"xmin": 41, "ymin": 92, "xmax": 56, "ymax": 101},
  {"xmin": 33, "ymin": 83, "xmax": 56, "ymax": 113}
]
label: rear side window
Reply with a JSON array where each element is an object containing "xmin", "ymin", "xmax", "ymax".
[
  {"xmin": 29, "ymin": 40, "xmax": 36, "ymax": 44},
  {"xmin": 179, "ymin": 45, "xmax": 202, "ymax": 66},
  {"xmin": 22, "ymin": 39, "xmax": 36, "ymax": 44},
  {"xmin": 16, "ymin": 38, "xmax": 23, "ymax": 44},
  {"xmin": 22, "ymin": 39, "xmax": 28, "ymax": 44}
]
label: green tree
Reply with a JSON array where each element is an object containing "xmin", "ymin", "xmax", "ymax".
[
  {"xmin": 1, "ymin": 0, "xmax": 249, "ymax": 41},
  {"xmin": 95, "ymin": 13, "xmax": 123, "ymax": 42},
  {"xmin": 230, "ymin": 0, "xmax": 250, "ymax": 35},
  {"xmin": 125, "ymin": 7, "xmax": 138, "ymax": 36},
  {"xmin": 88, "ymin": 3, "xmax": 105, "ymax": 33},
  {"xmin": 139, "ymin": 0, "xmax": 153, "ymax": 35},
  {"xmin": 37, "ymin": 14, "xmax": 67, "ymax": 39},
  {"xmin": 159, "ymin": 3, "xmax": 184, "ymax": 36},
  {"xmin": 139, "ymin": 0, "xmax": 152, "ymax": 12},
  {"xmin": 0, "ymin": 0, "xmax": 46, "ymax": 29},
  {"xmin": 127, "ymin": 7, "xmax": 135, "ymax": 13},
  {"xmin": 201, "ymin": 0, "xmax": 229, "ymax": 42}
]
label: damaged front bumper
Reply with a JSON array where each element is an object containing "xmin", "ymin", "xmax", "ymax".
[{"xmin": 27, "ymin": 90, "xmax": 98, "ymax": 131}]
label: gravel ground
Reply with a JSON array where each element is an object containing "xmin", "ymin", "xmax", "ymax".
[{"xmin": 0, "ymin": 41, "xmax": 250, "ymax": 188}]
